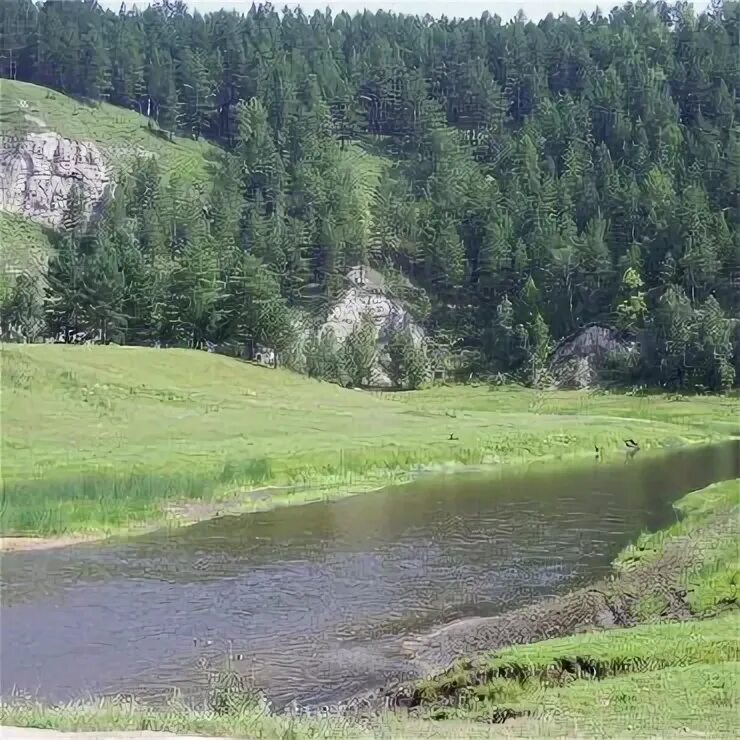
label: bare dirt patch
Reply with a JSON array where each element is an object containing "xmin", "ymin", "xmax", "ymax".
[
  {"xmin": 0, "ymin": 535, "xmax": 101, "ymax": 553},
  {"xmin": 162, "ymin": 485, "xmax": 299, "ymax": 524}
]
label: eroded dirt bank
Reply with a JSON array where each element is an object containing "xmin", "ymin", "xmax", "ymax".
[{"xmin": 336, "ymin": 509, "xmax": 738, "ymax": 716}]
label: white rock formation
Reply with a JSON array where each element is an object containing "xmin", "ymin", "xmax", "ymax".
[
  {"xmin": 322, "ymin": 286, "xmax": 422, "ymax": 345},
  {"xmin": 323, "ymin": 265, "xmax": 423, "ymax": 344},
  {"xmin": 0, "ymin": 131, "xmax": 111, "ymax": 230},
  {"xmin": 320, "ymin": 266, "xmax": 425, "ymax": 386}
]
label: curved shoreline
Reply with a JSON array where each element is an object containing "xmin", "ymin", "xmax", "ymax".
[
  {"xmin": 1, "ymin": 478, "xmax": 737, "ymax": 737},
  {"xmin": 334, "ymin": 479, "xmax": 740, "ymax": 717}
]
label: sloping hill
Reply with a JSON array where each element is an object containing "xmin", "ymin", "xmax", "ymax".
[
  {"xmin": 0, "ymin": 79, "xmax": 223, "ymax": 302},
  {"xmin": 0, "ymin": 77, "xmax": 389, "ymax": 228},
  {"xmin": 0, "ymin": 78, "xmax": 218, "ymax": 186},
  {"xmin": 0, "ymin": 79, "xmax": 397, "ymax": 341}
]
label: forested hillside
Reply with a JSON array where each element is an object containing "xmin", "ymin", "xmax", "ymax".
[{"xmin": 0, "ymin": 0, "xmax": 738, "ymax": 390}]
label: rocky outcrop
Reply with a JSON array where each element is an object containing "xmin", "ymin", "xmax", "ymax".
[
  {"xmin": 321, "ymin": 265, "xmax": 425, "ymax": 386},
  {"xmin": 549, "ymin": 324, "xmax": 637, "ymax": 389},
  {"xmin": 0, "ymin": 131, "xmax": 111, "ymax": 230},
  {"xmin": 323, "ymin": 287, "xmax": 423, "ymax": 345}
]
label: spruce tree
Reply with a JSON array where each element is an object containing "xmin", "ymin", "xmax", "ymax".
[
  {"xmin": 406, "ymin": 334, "xmax": 429, "ymax": 390},
  {"xmin": 342, "ymin": 312, "xmax": 378, "ymax": 388}
]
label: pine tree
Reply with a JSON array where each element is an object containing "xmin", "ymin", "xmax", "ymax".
[
  {"xmin": 79, "ymin": 23, "xmax": 110, "ymax": 100},
  {"xmin": 306, "ymin": 327, "xmax": 342, "ymax": 384},
  {"xmin": 2, "ymin": 273, "xmax": 45, "ymax": 341},
  {"xmin": 615, "ymin": 267, "xmax": 647, "ymax": 332},
  {"xmin": 526, "ymin": 312, "xmax": 552, "ymax": 388},
  {"xmin": 81, "ymin": 231, "xmax": 127, "ymax": 343},
  {"xmin": 386, "ymin": 329, "xmax": 408, "ymax": 388},
  {"xmin": 406, "ymin": 334, "xmax": 429, "ymax": 390},
  {"xmin": 695, "ymin": 295, "xmax": 735, "ymax": 391},
  {"xmin": 170, "ymin": 238, "xmax": 223, "ymax": 347},
  {"xmin": 3, "ymin": 0, "xmax": 737, "ymax": 390},
  {"xmin": 342, "ymin": 312, "xmax": 378, "ymax": 388},
  {"xmin": 645, "ymin": 285, "xmax": 696, "ymax": 389},
  {"xmin": 45, "ymin": 233, "xmax": 85, "ymax": 341},
  {"xmin": 386, "ymin": 326, "xmax": 426, "ymax": 389}
]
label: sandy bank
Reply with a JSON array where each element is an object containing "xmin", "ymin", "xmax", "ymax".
[{"xmin": 0, "ymin": 536, "xmax": 101, "ymax": 552}]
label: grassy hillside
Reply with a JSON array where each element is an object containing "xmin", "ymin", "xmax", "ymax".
[
  {"xmin": 0, "ymin": 78, "xmax": 391, "ymax": 313},
  {"xmin": 0, "ymin": 78, "xmax": 223, "ymax": 299},
  {"xmin": 2, "ymin": 343, "xmax": 738, "ymax": 537},
  {"xmin": 0, "ymin": 78, "xmax": 389, "ymax": 189},
  {"xmin": 0, "ymin": 78, "xmax": 219, "ymax": 186}
]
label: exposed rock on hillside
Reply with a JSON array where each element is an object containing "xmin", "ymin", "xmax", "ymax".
[
  {"xmin": 321, "ymin": 265, "xmax": 425, "ymax": 386},
  {"xmin": 549, "ymin": 324, "xmax": 636, "ymax": 389},
  {"xmin": 0, "ymin": 131, "xmax": 111, "ymax": 230}
]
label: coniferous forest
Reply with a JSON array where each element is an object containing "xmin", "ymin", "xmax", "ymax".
[{"xmin": 0, "ymin": 0, "xmax": 738, "ymax": 391}]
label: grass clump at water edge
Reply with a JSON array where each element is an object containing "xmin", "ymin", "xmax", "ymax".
[
  {"xmin": 614, "ymin": 478, "xmax": 740, "ymax": 619},
  {"xmin": 0, "ymin": 676, "xmax": 354, "ymax": 740}
]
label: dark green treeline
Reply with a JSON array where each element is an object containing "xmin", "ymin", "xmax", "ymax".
[{"xmin": 0, "ymin": 0, "xmax": 738, "ymax": 390}]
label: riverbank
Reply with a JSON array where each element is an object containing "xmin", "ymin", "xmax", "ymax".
[
  {"xmin": 2, "ymin": 478, "xmax": 737, "ymax": 738},
  {"xmin": 369, "ymin": 477, "xmax": 739, "ymax": 735},
  {"xmin": 2, "ymin": 344, "xmax": 739, "ymax": 545}
]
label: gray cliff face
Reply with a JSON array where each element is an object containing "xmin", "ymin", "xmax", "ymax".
[
  {"xmin": 549, "ymin": 324, "xmax": 636, "ymax": 389},
  {"xmin": 0, "ymin": 131, "xmax": 111, "ymax": 230},
  {"xmin": 323, "ymin": 286, "xmax": 423, "ymax": 346}
]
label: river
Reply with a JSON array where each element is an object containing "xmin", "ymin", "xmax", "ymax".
[{"xmin": 1, "ymin": 440, "xmax": 738, "ymax": 708}]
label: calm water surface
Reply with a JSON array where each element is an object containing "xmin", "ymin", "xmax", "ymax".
[{"xmin": 1, "ymin": 441, "xmax": 738, "ymax": 707}]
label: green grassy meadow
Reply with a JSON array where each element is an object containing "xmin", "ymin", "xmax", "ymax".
[
  {"xmin": 1, "ymin": 343, "xmax": 738, "ymax": 736},
  {"xmin": 2, "ymin": 343, "xmax": 739, "ymax": 537}
]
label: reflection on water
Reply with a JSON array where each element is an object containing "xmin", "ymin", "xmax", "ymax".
[{"xmin": 1, "ymin": 441, "xmax": 738, "ymax": 707}]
